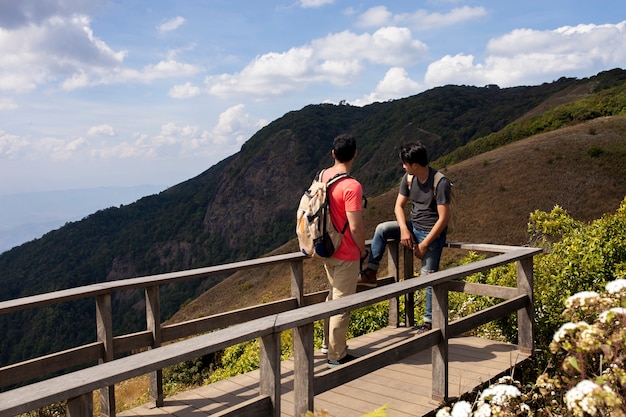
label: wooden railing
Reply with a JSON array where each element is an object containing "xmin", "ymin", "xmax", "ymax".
[{"xmin": 0, "ymin": 241, "xmax": 541, "ymax": 417}]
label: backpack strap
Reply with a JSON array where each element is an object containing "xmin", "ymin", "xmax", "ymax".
[
  {"xmin": 407, "ymin": 171, "xmax": 446, "ymax": 192},
  {"xmin": 320, "ymin": 169, "xmax": 351, "ymax": 234},
  {"xmin": 433, "ymin": 171, "xmax": 445, "ymax": 192}
]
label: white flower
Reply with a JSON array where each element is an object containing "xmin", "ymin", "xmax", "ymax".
[
  {"xmin": 598, "ymin": 307, "xmax": 626, "ymax": 324},
  {"xmin": 553, "ymin": 321, "xmax": 590, "ymax": 343},
  {"xmin": 565, "ymin": 291, "xmax": 600, "ymax": 308},
  {"xmin": 565, "ymin": 380, "xmax": 601, "ymax": 416},
  {"xmin": 436, "ymin": 408, "xmax": 452, "ymax": 417},
  {"xmin": 479, "ymin": 383, "xmax": 521, "ymax": 406},
  {"xmin": 473, "ymin": 403, "xmax": 491, "ymax": 417},
  {"xmin": 450, "ymin": 401, "xmax": 473, "ymax": 417},
  {"xmin": 609, "ymin": 307, "xmax": 626, "ymax": 315},
  {"xmin": 606, "ymin": 278, "xmax": 626, "ymax": 295}
]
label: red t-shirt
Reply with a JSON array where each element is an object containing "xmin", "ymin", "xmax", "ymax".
[{"xmin": 322, "ymin": 168, "xmax": 363, "ymax": 261}]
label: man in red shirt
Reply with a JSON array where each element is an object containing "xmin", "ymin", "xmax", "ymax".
[{"xmin": 321, "ymin": 133, "xmax": 367, "ymax": 368}]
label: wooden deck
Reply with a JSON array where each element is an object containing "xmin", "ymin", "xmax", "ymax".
[{"xmin": 119, "ymin": 326, "xmax": 531, "ymax": 417}]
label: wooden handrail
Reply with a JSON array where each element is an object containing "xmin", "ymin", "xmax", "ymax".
[
  {"xmin": 0, "ymin": 252, "xmax": 307, "ymax": 315},
  {"xmin": 0, "ymin": 242, "xmax": 541, "ymax": 417}
]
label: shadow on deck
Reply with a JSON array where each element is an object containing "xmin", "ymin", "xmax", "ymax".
[{"xmin": 120, "ymin": 327, "xmax": 530, "ymax": 417}]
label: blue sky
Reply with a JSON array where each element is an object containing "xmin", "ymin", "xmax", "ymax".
[{"xmin": 1, "ymin": 0, "xmax": 625, "ymax": 195}]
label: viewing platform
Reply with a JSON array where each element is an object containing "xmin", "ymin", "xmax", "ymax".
[
  {"xmin": 120, "ymin": 330, "xmax": 529, "ymax": 417},
  {"xmin": 0, "ymin": 241, "xmax": 540, "ymax": 417}
]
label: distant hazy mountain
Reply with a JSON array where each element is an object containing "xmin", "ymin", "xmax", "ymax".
[{"xmin": 0, "ymin": 185, "xmax": 165, "ymax": 254}]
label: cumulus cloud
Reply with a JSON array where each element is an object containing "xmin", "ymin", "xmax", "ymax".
[
  {"xmin": 356, "ymin": 5, "xmax": 487, "ymax": 31},
  {"xmin": 210, "ymin": 104, "xmax": 252, "ymax": 145},
  {"xmin": 299, "ymin": 0, "xmax": 334, "ymax": 8},
  {"xmin": 158, "ymin": 16, "xmax": 185, "ymax": 33},
  {"xmin": 169, "ymin": 82, "xmax": 202, "ymax": 99},
  {"xmin": 0, "ymin": 103, "xmax": 262, "ymax": 167},
  {"xmin": 0, "ymin": 0, "xmax": 93, "ymax": 29},
  {"xmin": 353, "ymin": 67, "xmax": 421, "ymax": 106},
  {"xmin": 425, "ymin": 21, "xmax": 626, "ymax": 88},
  {"xmin": 33, "ymin": 136, "xmax": 87, "ymax": 161},
  {"xmin": 0, "ymin": 6, "xmax": 202, "ymax": 93},
  {"xmin": 0, "ymin": 13, "xmax": 126, "ymax": 92},
  {"xmin": 205, "ymin": 26, "xmax": 427, "ymax": 99},
  {"xmin": 356, "ymin": 6, "xmax": 393, "ymax": 28},
  {"xmin": 61, "ymin": 59, "xmax": 203, "ymax": 90},
  {"xmin": 87, "ymin": 124, "xmax": 116, "ymax": 137},
  {"xmin": 0, "ymin": 130, "xmax": 29, "ymax": 160}
]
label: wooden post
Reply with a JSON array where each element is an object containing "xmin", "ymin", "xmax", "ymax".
[
  {"xmin": 293, "ymin": 323, "xmax": 315, "ymax": 417},
  {"xmin": 431, "ymin": 282, "xmax": 448, "ymax": 402},
  {"xmin": 67, "ymin": 393, "xmax": 93, "ymax": 417},
  {"xmin": 517, "ymin": 257, "xmax": 535, "ymax": 354},
  {"xmin": 387, "ymin": 241, "xmax": 400, "ymax": 327},
  {"xmin": 96, "ymin": 293, "xmax": 114, "ymax": 417},
  {"xmin": 403, "ymin": 245, "xmax": 415, "ymax": 326},
  {"xmin": 260, "ymin": 332, "xmax": 281, "ymax": 417},
  {"xmin": 290, "ymin": 260, "xmax": 305, "ymax": 306},
  {"xmin": 146, "ymin": 286, "xmax": 163, "ymax": 407},
  {"xmin": 291, "ymin": 259, "xmax": 315, "ymax": 416}
]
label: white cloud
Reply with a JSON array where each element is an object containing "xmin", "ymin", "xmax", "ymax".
[
  {"xmin": 299, "ymin": 0, "xmax": 334, "ymax": 8},
  {"xmin": 0, "ymin": 98, "xmax": 18, "ymax": 111},
  {"xmin": 0, "ymin": 9, "xmax": 202, "ymax": 93},
  {"xmin": 0, "ymin": 130, "xmax": 29, "ymax": 159},
  {"xmin": 87, "ymin": 124, "xmax": 116, "ymax": 137},
  {"xmin": 353, "ymin": 67, "xmax": 421, "ymax": 106},
  {"xmin": 0, "ymin": 0, "xmax": 93, "ymax": 29},
  {"xmin": 211, "ymin": 104, "xmax": 255, "ymax": 147},
  {"xmin": 33, "ymin": 136, "xmax": 87, "ymax": 161},
  {"xmin": 0, "ymin": 14, "xmax": 126, "ymax": 93},
  {"xmin": 425, "ymin": 21, "xmax": 626, "ymax": 88},
  {"xmin": 158, "ymin": 16, "xmax": 185, "ymax": 33},
  {"xmin": 357, "ymin": 6, "xmax": 393, "ymax": 28},
  {"xmin": 357, "ymin": 5, "xmax": 487, "ymax": 31},
  {"xmin": 169, "ymin": 82, "xmax": 202, "ymax": 99},
  {"xmin": 0, "ymin": 104, "xmax": 261, "ymax": 168},
  {"xmin": 205, "ymin": 27, "xmax": 427, "ymax": 99}
]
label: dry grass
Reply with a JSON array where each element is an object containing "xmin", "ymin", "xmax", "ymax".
[
  {"xmin": 95, "ymin": 374, "xmax": 151, "ymax": 414},
  {"xmin": 116, "ymin": 115, "xmax": 626, "ymax": 411},
  {"xmin": 172, "ymin": 115, "xmax": 626, "ymax": 323}
]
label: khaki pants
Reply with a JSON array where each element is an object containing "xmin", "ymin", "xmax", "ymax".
[{"xmin": 322, "ymin": 257, "xmax": 359, "ymax": 361}]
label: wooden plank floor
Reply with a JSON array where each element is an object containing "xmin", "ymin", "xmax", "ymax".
[{"xmin": 119, "ymin": 327, "xmax": 530, "ymax": 417}]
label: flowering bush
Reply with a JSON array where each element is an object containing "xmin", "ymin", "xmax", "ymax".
[{"xmin": 436, "ymin": 279, "xmax": 626, "ymax": 416}]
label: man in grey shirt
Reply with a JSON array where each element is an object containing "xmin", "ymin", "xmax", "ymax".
[{"xmin": 358, "ymin": 141, "xmax": 451, "ymax": 332}]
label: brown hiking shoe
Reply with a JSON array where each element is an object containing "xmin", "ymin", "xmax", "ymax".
[{"xmin": 357, "ymin": 268, "xmax": 377, "ymax": 288}]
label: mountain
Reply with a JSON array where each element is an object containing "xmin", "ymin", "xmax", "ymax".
[
  {"xmin": 1, "ymin": 68, "xmax": 626, "ymax": 366},
  {"xmin": 170, "ymin": 114, "xmax": 626, "ymax": 322}
]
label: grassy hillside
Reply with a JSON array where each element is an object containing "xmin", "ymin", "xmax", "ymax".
[
  {"xmin": 2, "ymin": 69, "xmax": 626, "ymax": 367},
  {"xmin": 169, "ymin": 115, "xmax": 626, "ymax": 323}
]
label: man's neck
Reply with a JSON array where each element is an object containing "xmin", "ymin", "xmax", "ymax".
[
  {"xmin": 332, "ymin": 161, "xmax": 351, "ymax": 173},
  {"xmin": 414, "ymin": 165, "xmax": 430, "ymax": 183}
]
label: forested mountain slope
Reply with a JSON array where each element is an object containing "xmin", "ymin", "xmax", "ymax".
[
  {"xmin": 170, "ymin": 114, "xmax": 626, "ymax": 321},
  {"xmin": 1, "ymin": 68, "xmax": 625, "ymax": 366}
]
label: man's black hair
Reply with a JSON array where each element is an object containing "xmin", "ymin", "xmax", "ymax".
[
  {"xmin": 332, "ymin": 133, "xmax": 357, "ymax": 163},
  {"xmin": 399, "ymin": 142, "xmax": 428, "ymax": 167}
]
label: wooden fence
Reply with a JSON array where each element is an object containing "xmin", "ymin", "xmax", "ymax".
[{"xmin": 0, "ymin": 241, "xmax": 541, "ymax": 417}]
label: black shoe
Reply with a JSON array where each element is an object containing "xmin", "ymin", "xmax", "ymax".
[
  {"xmin": 327, "ymin": 353, "xmax": 358, "ymax": 368},
  {"xmin": 416, "ymin": 323, "xmax": 432, "ymax": 334}
]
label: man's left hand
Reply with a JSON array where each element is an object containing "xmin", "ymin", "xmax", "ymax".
[{"xmin": 413, "ymin": 243, "xmax": 426, "ymax": 259}]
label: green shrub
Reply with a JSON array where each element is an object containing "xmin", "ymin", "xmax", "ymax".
[
  {"xmin": 437, "ymin": 278, "xmax": 626, "ymax": 416},
  {"xmin": 443, "ymin": 198, "xmax": 626, "ymax": 365}
]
